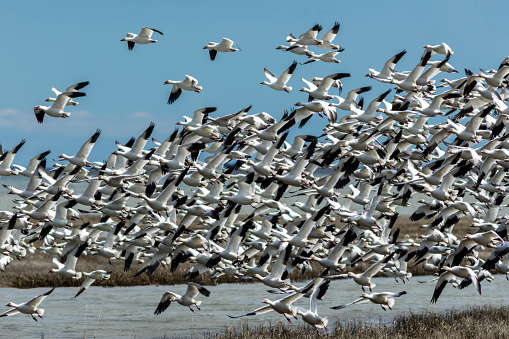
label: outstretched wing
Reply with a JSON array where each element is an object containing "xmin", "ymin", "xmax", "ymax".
[
  {"xmin": 154, "ymin": 291, "xmax": 179, "ymax": 315},
  {"xmin": 228, "ymin": 304, "xmax": 272, "ymax": 318},
  {"xmin": 27, "ymin": 288, "xmax": 55, "ymax": 308}
]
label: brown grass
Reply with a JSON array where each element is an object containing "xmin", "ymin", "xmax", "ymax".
[
  {"xmin": 208, "ymin": 305, "xmax": 509, "ymax": 339},
  {"xmin": 2, "ymin": 216, "xmax": 476, "ymax": 288}
]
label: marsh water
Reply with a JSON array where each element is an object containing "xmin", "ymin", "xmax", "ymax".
[{"xmin": 1, "ymin": 275, "xmax": 507, "ymax": 338}]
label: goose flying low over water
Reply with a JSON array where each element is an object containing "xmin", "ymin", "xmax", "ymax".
[
  {"xmin": 74, "ymin": 270, "xmax": 112, "ymax": 298},
  {"xmin": 121, "ymin": 27, "xmax": 163, "ymax": 50},
  {"xmin": 164, "ymin": 75, "xmax": 202, "ymax": 104},
  {"xmin": 331, "ymin": 291, "xmax": 407, "ymax": 311},
  {"xmin": 0, "ymin": 288, "xmax": 55, "ymax": 321},
  {"xmin": 154, "ymin": 282, "xmax": 210, "ymax": 314}
]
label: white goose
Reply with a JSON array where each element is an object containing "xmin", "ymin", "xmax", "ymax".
[
  {"xmin": 34, "ymin": 91, "xmax": 86, "ymax": 123},
  {"xmin": 203, "ymin": 37, "xmax": 239, "ymax": 60},
  {"xmin": 57, "ymin": 129, "xmax": 101, "ymax": 167},
  {"xmin": 154, "ymin": 282, "xmax": 210, "ymax": 314},
  {"xmin": 0, "ymin": 288, "xmax": 55, "ymax": 321},
  {"xmin": 331, "ymin": 291, "xmax": 407, "ymax": 311},
  {"xmin": 164, "ymin": 75, "xmax": 202, "ymax": 104},
  {"xmin": 260, "ymin": 60, "xmax": 298, "ymax": 93},
  {"xmin": 229, "ymin": 286, "xmax": 311, "ymax": 323},
  {"xmin": 317, "ymin": 22, "xmax": 341, "ymax": 49},
  {"xmin": 286, "ymin": 24, "xmax": 323, "ymax": 46},
  {"xmin": 296, "ymin": 281, "xmax": 330, "ymax": 335},
  {"xmin": 44, "ymin": 81, "xmax": 89, "ymax": 106},
  {"xmin": 120, "ymin": 27, "xmax": 163, "ymax": 50},
  {"xmin": 74, "ymin": 270, "xmax": 112, "ymax": 298},
  {"xmin": 0, "ymin": 139, "xmax": 26, "ymax": 176},
  {"xmin": 300, "ymin": 73, "xmax": 351, "ymax": 101}
]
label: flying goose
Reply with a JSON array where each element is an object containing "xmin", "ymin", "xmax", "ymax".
[
  {"xmin": 121, "ymin": 27, "xmax": 163, "ymax": 50},
  {"xmin": 34, "ymin": 91, "xmax": 86, "ymax": 123},
  {"xmin": 45, "ymin": 81, "xmax": 90, "ymax": 106},
  {"xmin": 164, "ymin": 75, "xmax": 202, "ymax": 104},
  {"xmin": 300, "ymin": 73, "xmax": 351, "ymax": 101},
  {"xmin": 260, "ymin": 60, "xmax": 298, "ymax": 93},
  {"xmin": 154, "ymin": 282, "xmax": 210, "ymax": 314},
  {"xmin": 203, "ymin": 37, "xmax": 239, "ymax": 60},
  {"xmin": 331, "ymin": 291, "xmax": 407, "ymax": 311},
  {"xmin": 0, "ymin": 288, "xmax": 55, "ymax": 321}
]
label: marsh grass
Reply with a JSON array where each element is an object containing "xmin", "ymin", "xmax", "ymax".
[
  {"xmin": 3, "ymin": 216, "xmax": 476, "ymax": 288},
  {"xmin": 208, "ymin": 305, "xmax": 509, "ymax": 339}
]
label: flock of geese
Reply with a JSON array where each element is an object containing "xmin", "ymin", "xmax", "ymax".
[{"xmin": 1, "ymin": 22, "xmax": 509, "ymax": 335}]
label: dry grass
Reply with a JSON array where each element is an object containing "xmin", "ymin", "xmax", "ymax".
[
  {"xmin": 2, "ymin": 216, "xmax": 476, "ymax": 288},
  {"xmin": 208, "ymin": 305, "xmax": 509, "ymax": 339}
]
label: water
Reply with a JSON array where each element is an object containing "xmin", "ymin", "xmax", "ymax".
[{"xmin": 0, "ymin": 276, "xmax": 507, "ymax": 338}]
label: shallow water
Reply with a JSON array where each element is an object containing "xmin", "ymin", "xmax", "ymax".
[{"xmin": 0, "ymin": 275, "xmax": 507, "ymax": 338}]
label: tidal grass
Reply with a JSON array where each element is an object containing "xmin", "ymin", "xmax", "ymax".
[{"xmin": 209, "ymin": 305, "xmax": 509, "ymax": 339}]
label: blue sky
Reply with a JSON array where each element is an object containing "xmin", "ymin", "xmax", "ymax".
[{"xmin": 1, "ymin": 0, "xmax": 507, "ymax": 164}]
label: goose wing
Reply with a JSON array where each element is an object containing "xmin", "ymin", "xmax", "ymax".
[
  {"xmin": 330, "ymin": 296, "xmax": 369, "ymax": 309},
  {"xmin": 0, "ymin": 308, "xmax": 21, "ymax": 317},
  {"xmin": 26, "ymin": 288, "xmax": 55, "ymax": 308},
  {"xmin": 276, "ymin": 61, "xmax": 298, "ymax": 85},
  {"xmin": 76, "ymin": 129, "xmax": 101, "ymax": 159},
  {"xmin": 320, "ymin": 22, "xmax": 340, "ymax": 43},
  {"xmin": 264, "ymin": 68, "xmax": 278, "ymax": 83},
  {"xmin": 228, "ymin": 304, "xmax": 273, "ymax": 318},
  {"xmin": 186, "ymin": 282, "xmax": 210, "ymax": 299},
  {"xmin": 154, "ymin": 291, "xmax": 179, "ymax": 315}
]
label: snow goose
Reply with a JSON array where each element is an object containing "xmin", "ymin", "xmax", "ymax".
[
  {"xmin": 303, "ymin": 50, "xmax": 344, "ymax": 64},
  {"xmin": 0, "ymin": 139, "xmax": 25, "ymax": 176},
  {"xmin": 260, "ymin": 60, "xmax": 298, "ymax": 93},
  {"xmin": 293, "ymin": 101, "xmax": 337, "ymax": 125},
  {"xmin": 276, "ymin": 43, "xmax": 310, "ymax": 56},
  {"xmin": 424, "ymin": 43, "xmax": 454, "ymax": 55},
  {"xmin": 287, "ymin": 24, "xmax": 323, "ymax": 46},
  {"xmin": 203, "ymin": 37, "xmax": 239, "ymax": 60},
  {"xmin": 300, "ymin": 73, "xmax": 351, "ymax": 101},
  {"xmin": 114, "ymin": 122, "xmax": 155, "ymax": 161},
  {"xmin": 252, "ymin": 242, "xmax": 298, "ymax": 291},
  {"xmin": 154, "ymin": 282, "xmax": 210, "ymax": 314},
  {"xmin": 317, "ymin": 22, "xmax": 341, "ymax": 50},
  {"xmin": 74, "ymin": 270, "xmax": 112, "ymax": 297},
  {"xmin": 34, "ymin": 91, "xmax": 86, "ymax": 123},
  {"xmin": 50, "ymin": 242, "xmax": 87, "ymax": 279},
  {"xmin": 121, "ymin": 27, "xmax": 163, "ymax": 50},
  {"xmin": 164, "ymin": 75, "xmax": 202, "ymax": 104},
  {"xmin": 205, "ymin": 221, "xmax": 253, "ymax": 267},
  {"xmin": 431, "ymin": 266, "xmax": 480, "ymax": 303},
  {"xmin": 331, "ymin": 86, "xmax": 372, "ymax": 111},
  {"xmin": 323, "ymin": 252, "xmax": 395, "ymax": 291},
  {"xmin": 45, "ymin": 81, "xmax": 90, "ymax": 106},
  {"xmin": 134, "ymin": 168, "xmax": 188, "ymax": 212},
  {"xmin": 331, "ymin": 291, "xmax": 407, "ymax": 311},
  {"xmin": 366, "ymin": 49, "xmax": 407, "ymax": 81},
  {"xmin": 57, "ymin": 129, "xmax": 101, "ymax": 167},
  {"xmin": 0, "ymin": 288, "xmax": 55, "ymax": 321},
  {"xmin": 295, "ymin": 280, "xmax": 330, "ymax": 335},
  {"xmin": 229, "ymin": 285, "xmax": 311, "ymax": 323},
  {"xmin": 13, "ymin": 149, "xmax": 50, "ymax": 178},
  {"xmin": 388, "ymin": 50, "xmax": 433, "ymax": 92},
  {"xmin": 477, "ymin": 66, "xmax": 509, "ymax": 88}
]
